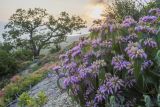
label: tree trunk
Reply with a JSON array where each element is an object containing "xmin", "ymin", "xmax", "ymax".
[
  {"xmin": 55, "ymin": 44, "xmax": 60, "ymax": 51},
  {"xmin": 33, "ymin": 49, "xmax": 40, "ymax": 60}
]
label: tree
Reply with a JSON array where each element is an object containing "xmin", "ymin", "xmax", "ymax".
[
  {"xmin": 103, "ymin": 0, "xmax": 146, "ymax": 21},
  {"xmin": 3, "ymin": 8, "xmax": 86, "ymax": 59}
]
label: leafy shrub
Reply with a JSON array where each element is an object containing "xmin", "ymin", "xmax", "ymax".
[
  {"xmin": 54, "ymin": 8, "xmax": 160, "ymax": 106},
  {"xmin": 49, "ymin": 46, "xmax": 61, "ymax": 54},
  {"xmin": 0, "ymin": 69, "xmax": 48, "ymax": 106},
  {"xmin": 13, "ymin": 49, "xmax": 33, "ymax": 61},
  {"xmin": 36, "ymin": 91, "xmax": 48, "ymax": 106},
  {"xmin": 18, "ymin": 91, "xmax": 47, "ymax": 107},
  {"xmin": 0, "ymin": 49, "xmax": 18, "ymax": 77},
  {"xmin": 18, "ymin": 92, "xmax": 34, "ymax": 107}
]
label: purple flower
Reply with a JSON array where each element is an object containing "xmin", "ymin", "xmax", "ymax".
[
  {"xmin": 52, "ymin": 66, "xmax": 61, "ymax": 72},
  {"xmin": 125, "ymin": 42, "xmax": 147, "ymax": 59},
  {"xmin": 109, "ymin": 76, "xmax": 124, "ymax": 92},
  {"xmin": 144, "ymin": 38, "xmax": 157, "ymax": 48},
  {"xmin": 141, "ymin": 60, "xmax": 153, "ymax": 70},
  {"xmin": 65, "ymin": 62, "xmax": 77, "ymax": 71},
  {"xmin": 139, "ymin": 16, "xmax": 157, "ymax": 23},
  {"xmin": 70, "ymin": 76, "xmax": 80, "ymax": 84},
  {"xmin": 71, "ymin": 45, "xmax": 81, "ymax": 52},
  {"xmin": 112, "ymin": 55, "xmax": 130, "ymax": 71},
  {"xmin": 120, "ymin": 34, "xmax": 138, "ymax": 43},
  {"xmin": 125, "ymin": 77, "xmax": 136, "ymax": 88},
  {"xmin": 99, "ymin": 83, "xmax": 113, "ymax": 95},
  {"xmin": 94, "ymin": 92, "xmax": 106, "ymax": 103},
  {"xmin": 63, "ymin": 77, "xmax": 71, "ymax": 88},
  {"xmin": 135, "ymin": 26, "xmax": 158, "ymax": 34},
  {"xmin": 92, "ymin": 39, "xmax": 102, "ymax": 48},
  {"xmin": 91, "ymin": 60, "xmax": 106, "ymax": 71},
  {"xmin": 126, "ymin": 62, "xmax": 134, "ymax": 75},
  {"xmin": 101, "ymin": 40, "xmax": 112, "ymax": 48},
  {"xmin": 149, "ymin": 8, "xmax": 160, "ymax": 16},
  {"xmin": 71, "ymin": 50, "xmax": 81, "ymax": 57},
  {"xmin": 122, "ymin": 16, "xmax": 137, "ymax": 28},
  {"xmin": 85, "ymin": 101, "xmax": 94, "ymax": 107},
  {"xmin": 59, "ymin": 54, "xmax": 68, "ymax": 59},
  {"xmin": 78, "ymin": 67, "xmax": 91, "ymax": 79},
  {"xmin": 79, "ymin": 39, "xmax": 90, "ymax": 48}
]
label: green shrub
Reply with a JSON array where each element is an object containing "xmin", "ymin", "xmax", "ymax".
[
  {"xmin": 18, "ymin": 91, "xmax": 47, "ymax": 107},
  {"xmin": 18, "ymin": 92, "xmax": 35, "ymax": 107},
  {"xmin": 13, "ymin": 49, "xmax": 33, "ymax": 61},
  {"xmin": 36, "ymin": 91, "xmax": 48, "ymax": 106},
  {"xmin": 0, "ymin": 49, "xmax": 18, "ymax": 77},
  {"xmin": 54, "ymin": 8, "xmax": 160, "ymax": 106},
  {"xmin": 1, "ymin": 70, "xmax": 45, "ymax": 106}
]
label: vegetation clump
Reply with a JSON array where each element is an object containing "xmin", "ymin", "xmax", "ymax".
[{"xmin": 53, "ymin": 8, "xmax": 160, "ymax": 106}]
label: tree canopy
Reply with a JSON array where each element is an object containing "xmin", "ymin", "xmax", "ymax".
[{"xmin": 3, "ymin": 8, "xmax": 86, "ymax": 58}]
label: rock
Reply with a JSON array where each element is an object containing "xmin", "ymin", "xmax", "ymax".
[{"xmin": 9, "ymin": 73, "xmax": 79, "ymax": 107}]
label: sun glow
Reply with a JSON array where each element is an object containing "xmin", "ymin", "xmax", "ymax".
[{"xmin": 90, "ymin": 4, "xmax": 105, "ymax": 19}]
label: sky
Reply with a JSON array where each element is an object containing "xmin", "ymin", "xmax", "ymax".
[
  {"xmin": 0, "ymin": 0, "xmax": 150, "ymax": 41},
  {"xmin": 0, "ymin": 0, "xmax": 113, "ymax": 40}
]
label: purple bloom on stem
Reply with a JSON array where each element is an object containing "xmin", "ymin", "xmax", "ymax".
[
  {"xmin": 112, "ymin": 55, "xmax": 130, "ymax": 71},
  {"xmin": 52, "ymin": 66, "xmax": 61, "ymax": 72},
  {"xmin": 70, "ymin": 76, "xmax": 80, "ymax": 84},
  {"xmin": 122, "ymin": 16, "xmax": 137, "ymax": 28},
  {"xmin": 99, "ymin": 83, "xmax": 113, "ymax": 94},
  {"xmin": 63, "ymin": 77, "xmax": 71, "ymax": 88},
  {"xmin": 65, "ymin": 62, "xmax": 77, "ymax": 71},
  {"xmin": 71, "ymin": 50, "xmax": 81, "ymax": 57},
  {"xmin": 94, "ymin": 92, "xmax": 106, "ymax": 103},
  {"xmin": 144, "ymin": 38, "xmax": 157, "ymax": 48},
  {"xmin": 135, "ymin": 26, "xmax": 158, "ymax": 34},
  {"xmin": 125, "ymin": 42, "xmax": 147, "ymax": 59},
  {"xmin": 149, "ymin": 8, "xmax": 160, "ymax": 16},
  {"xmin": 141, "ymin": 60, "xmax": 153, "ymax": 70},
  {"xmin": 125, "ymin": 77, "xmax": 136, "ymax": 88},
  {"xmin": 139, "ymin": 16, "xmax": 157, "ymax": 23},
  {"xmin": 59, "ymin": 54, "xmax": 68, "ymax": 59},
  {"xmin": 92, "ymin": 39, "xmax": 102, "ymax": 48},
  {"xmin": 109, "ymin": 76, "xmax": 124, "ymax": 92},
  {"xmin": 71, "ymin": 45, "xmax": 81, "ymax": 52}
]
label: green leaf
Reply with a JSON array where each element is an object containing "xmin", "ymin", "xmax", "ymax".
[{"xmin": 143, "ymin": 95, "xmax": 152, "ymax": 107}]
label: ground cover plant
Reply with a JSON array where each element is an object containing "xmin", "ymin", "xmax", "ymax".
[
  {"xmin": 53, "ymin": 8, "xmax": 160, "ymax": 106},
  {"xmin": 0, "ymin": 63, "xmax": 53, "ymax": 106}
]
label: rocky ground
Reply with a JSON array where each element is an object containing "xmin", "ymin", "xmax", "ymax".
[
  {"xmin": 10, "ymin": 73, "xmax": 79, "ymax": 107},
  {"xmin": 29, "ymin": 73, "xmax": 77, "ymax": 107}
]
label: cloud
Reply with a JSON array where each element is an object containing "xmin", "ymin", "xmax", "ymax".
[{"xmin": 90, "ymin": 0, "xmax": 107, "ymax": 4}]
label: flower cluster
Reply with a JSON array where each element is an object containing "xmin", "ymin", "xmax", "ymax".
[
  {"xmin": 125, "ymin": 42, "xmax": 147, "ymax": 59},
  {"xmin": 53, "ymin": 8, "xmax": 160, "ymax": 107},
  {"xmin": 122, "ymin": 16, "xmax": 137, "ymax": 28},
  {"xmin": 120, "ymin": 33, "xmax": 138, "ymax": 43},
  {"xmin": 139, "ymin": 16, "xmax": 157, "ymax": 23},
  {"xmin": 144, "ymin": 38, "xmax": 157, "ymax": 48},
  {"xmin": 111, "ymin": 55, "xmax": 130, "ymax": 71},
  {"xmin": 95, "ymin": 75, "xmax": 124, "ymax": 103},
  {"xmin": 135, "ymin": 25, "xmax": 158, "ymax": 34},
  {"xmin": 149, "ymin": 8, "xmax": 160, "ymax": 16}
]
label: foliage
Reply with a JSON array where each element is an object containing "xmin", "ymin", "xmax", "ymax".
[
  {"xmin": 12, "ymin": 49, "xmax": 33, "ymax": 61},
  {"xmin": 104, "ymin": 0, "xmax": 148, "ymax": 21},
  {"xmin": 53, "ymin": 8, "xmax": 160, "ymax": 106},
  {"xmin": 141, "ymin": 0, "xmax": 160, "ymax": 13},
  {"xmin": 0, "ymin": 49, "xmax": 18, "ymax": 76},
  {"xmin": 3, "ymin": 8, "xmax": 86, "ymax": 58},
  {"xmin": 49, "ymin": 45, "xmax": 61, "ymax": 54},
  {"xmin": 36, "ymin": 91, "xmax": 48, "ymax": 106},
  {"xmin": 0, "ymin": 42, "xmax": 32, "ymax": 85},
  {"xmin": 18, "ymin": 91, "xmax": 47, "ymax": 107},
  {"xmin": 0, "ymin": 65, "xmax": 50, "ymax": 106}
]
